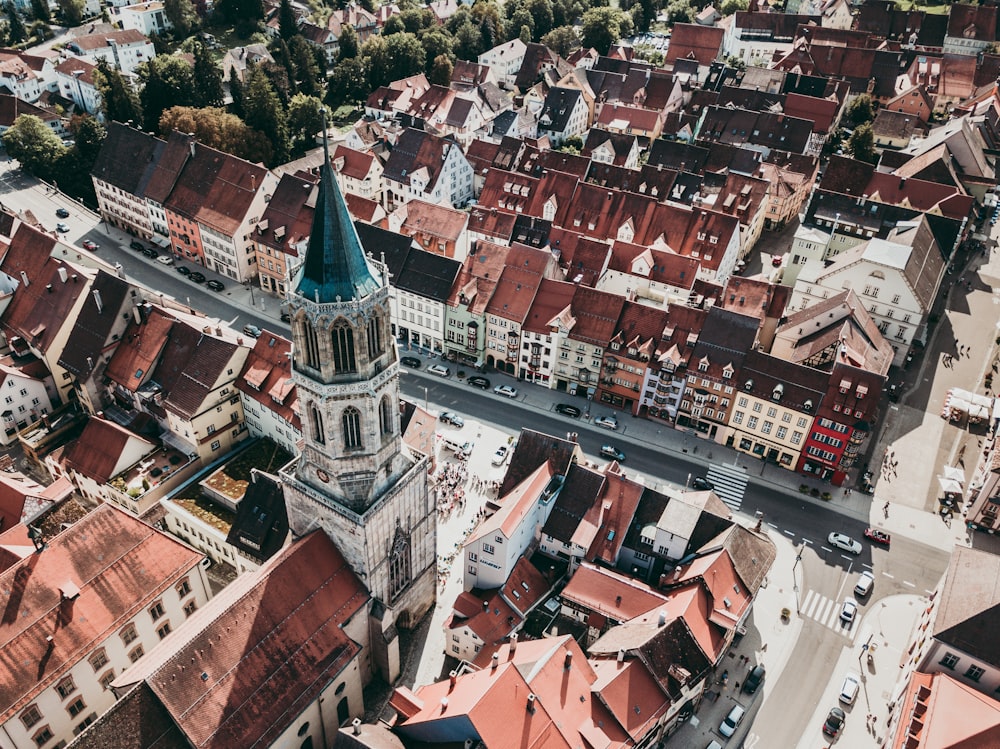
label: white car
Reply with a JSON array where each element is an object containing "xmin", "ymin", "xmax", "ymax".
[
  {"xmin": 439, "ymin": 411, "xmax": 464, "ymax": 427},
  {"xmin": 840, "ymin": 598, "xmax": 858, "ymax": 623},
  {"xmin": 594, "ymin": 415, "xmax": 618, "ymax": 430},
  {"xmin": 56, "ymin": 222, "xmax": 69, "ymax": 233},
  {"xmin": 828, "ymin": 532, "xmax": 863, "ymax": 555},
  {"xmin": 427, "ymin": 364, "xmax": 451, "ymax": 377},
  {"xmin": 493, "ymin": 384, "xmax": 518, "ymax": 398},
  {"xmin": 854, "ymin": 570, "xmax": 875, "ymax": 597},
  {"xmin": 491, "ymin": 445, "xmax": 509, "ymax": 465},
  {"xmin": 839, "ymin": 673, "xmax": 860, "ymax": 705},
  {"xmin": 719, "ymin": 704, "xmax": 745, "ymax": 738}
]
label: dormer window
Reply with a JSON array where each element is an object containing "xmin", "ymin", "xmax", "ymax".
[
  {"xmin": 722, "ymin": 366, "xmax": 733, "ymax": 379},
  {"xmin": 772, "ymin": 384, "xmax": 784, "ymax": 401},
  {"xmin": 698, "ymin": 359, "xmax": 709, "ymax": 373}
]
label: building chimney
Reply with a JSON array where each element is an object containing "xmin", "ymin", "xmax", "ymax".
[
  {"xmin": 491, "ymin": 653, "xmax": 499, "ymax": 670},
  {"xmin": 483, "ymin": 600, "xmax": 489, "ymax": 611},
  {"xmin": 509, "ymin": 632, "xmax": 518, "ymax": 655},
  {"xmin": 527, "ymin": 693, "xmax": 536, "ymax": 713},
  {"xmin": 564, "ymin": 650, "xmax": 573, "ymax": 670},
  {"xmin": 351, "ymin": 718, "xmax": 361, "ymax": 736},
  {"xmin": 658, "ymin": 610, "xmax": 667, "ymax": 627},
  {"xmin": 216, "ymin": 326, "xmax": 222, "ymax": 336},
  {"xmin": 190, "ymin": 139, "xmax": 196, "ymax": 158},
  {"xmin": 440, "ymin": 697, "xmax": 449, "ymax": 713},
  {"xmin": 58, "ymin": 267, "xmax": 68, "ymax": 283},
  {"xmin": 449, "ymin": 670, "xmax": 458, "ymax": 690},
  {"xmin": 617, "ymin": 648, "xmax": 626, "ymax": 663},
  {"xmin": 92, "ymin": 289, "xmax": 103, "ymax": 313},
  {"xmin": 19, "ymin": 270, "xmax": 28, "ymax": 287},
  {"xmin": 45, "ymin": 284, "xmax": 53, "ymax": 293}
]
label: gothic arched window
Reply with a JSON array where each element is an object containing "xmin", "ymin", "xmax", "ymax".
[
  {"xmin": 388, "ymin": 525, "xmax": 411, "ymax": 601},
  {"xmin": 309, "ymin": 404, "xmax": 325, "ymax": 445},
  {"xmin": 331, "ymin": 321, "xmax": 357, "ymax": 373},
  {"xmin": 303, "ymin": 320, "xmax": 321, "ymax": 370},
  {"xmin": 342, "ymin": 407, "xmax": 362, "ymax": 449},
  {"xmin": 379, "ymin": 395, "xmax": 393, "ymax": 436},
  {"xmin": 367, "ymin": 316, "xmax": 383, "ymax": 358}
]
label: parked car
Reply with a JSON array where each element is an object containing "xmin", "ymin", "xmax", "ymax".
[
  {"xmin": 56, "ymin": 222, "xmax": 69, "ymax": 233},
  {"xmin": 427, "ymin": 364, "xmax": 450, "ymax": 377},
  {"xmin": 492, "ymin": 445, "xmax": 509, "ymax": 465},
  {"xmin": 719, "ymin": 704, "xmax": 745, "ymax": 738},
  {"xmin": 129, "ymin": 240, "xmax": 145, "ymax": 251},
  {"xmin": 854, "ymin": 570, "xmax": 875, "ymax": 597},
  {"xmin": 554, "ymin": 403, "xmax": 581, "ymax": 417},
  {"xmin": 467, "ymin": 376, "xmax": 491, "ymax": 390},
  {"xmin": 156, "ymin": 254, "xmax": 174, "ymax": 266},
  {"xmin": 864, "ymin": 527, "xmax": 891, "ymax": 547},
  {"xmin": 439, "ymin": 411, "xmax": 464, "ymax": 427},
  {"xmin": 743, "ymin": 664, "xmax": 765, "ymax": 695},
  {"xmin": 400, "ymin": 356, "xmax": 422, "ymax": 368},
  {"xmin": 594, "ymin": 415, "xmax": 618, "ymax": 430},
  {"xmin": 839, "ymin": 673, "xmax": 860, "ymax": 705},
  {"xmin": 206, "ymin": 279, "xmax": 225, "ymax": 292},
  {"xmin": 822, "ymin": 707, "xmax": 846, "ymax": 737},
  {"xmin": 176, "ymin": 265, "xmax": 190, "ymax": 275},
  {"xmin": 828, "ymin": 532, "xmax": 863, "ymax": 555},
  {"xmin": 55, "ymin": 208, "xmax": 70, "ymax": 219},
  {"xmin": 81, "ymin": 239, "xmax": 99, "ymax": 251},
  {"xmin": 188, "ymin": 271, "xmax": 206, "ymax": 284},
  {"xmin": 692, "ymin": 476, "xmax": 714, "ymax": 491},
  {"xmin": 142, "ymin": 247, "xmax": 159, "ymax": 259},
  {"xmin": 600, "ymin": 445, "xmax": 625, "ymax": 461},
  {"xmin": 242, "ymin": 324, "xmax": 262, "ymax": 338},
  {"xmin": 840, "ymin": 598, "xmax": 857, "ymax": 624},
  {"xmin": 493, "ymin": 384, "xmax": 518, "ymax": 398}
]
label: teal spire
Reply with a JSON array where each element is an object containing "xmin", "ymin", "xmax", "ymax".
[{"xmin": 295, "ymin": 116, "xmax": 380, "ymax": 304}]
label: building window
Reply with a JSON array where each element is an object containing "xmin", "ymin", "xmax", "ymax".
[
  {"xmin": 184, "ymin": 600, "xmax": 197, "ymax": 616},
  {"xmin": 940, "ymin": 652, "xmax": 959, "ymax": 670},
  {"xmin": 331, "ymin": 320, "xmax": 357, "ymax": 373},
  {"xmin": 55, "ymin": 676, "xmax": 76, "ymax": 699},
  {"xmin": 157, "ymin": 622, "xmax": 172, "ymax": 639},
  {"xmin": 149, "ymin": 601, "xmax": 165, "ymax": 621},
  {"xmin": 303, "ymin": 320, "xmax": 321, "ymax": 369},
  {"xmin": 310, "ymin": 403, "xmax": 325, "ymax": 445},
  {"xmin": 367, "ymin": 316, "xmax": 383, "ymax": 357},
  {"xmin": 129, "ymin": 646, "xmax": 145, "ymax": 663},
  {"xmin": 342, "ymin": 407, "xmax": 362, "ymax": 449},
  {"xmin": 33, "ymin": 726, "xmax": 54, "ymax": 747},
  {"xmin": 67, "ymin": 698, "xmax": 86, "ymax": 718},
  {"xmin": 88, "ymin": 650, "xmax": 108, "ymax": 672},
  {"xmin": 747, "ymin": 416, "xmax": 758, "ymax": 430},
  {"xmin": 379, "ymin": 395, "xmax": 393, "ymax": 436},
  {"xmin": 20, "ymin": 705, "xmax": 42, "ymax": 729},
  {"xmin": 120, "ymin": 624, "xmax": 138, "ymax": 645},
  {"xmin": 176, "ymin": 579, "xmax": 191, "ymax": 597},
  {"xmin": 965, "ymin": 665, "xmax": 985, "ymax": 682},
  {"xmin": 482, "ymin": 543, "xmax": 495, "ymax": 555},
  {"xmin": 99, "ymin": 670, "xmax": 116, "ymax": 691},
  {"xmin": 732, "ymin": 411, "xmax": 743, "ymax": 425},
  {"xmin": 388, "ymin": 525, "xmax": 412, "ymax": 602}
]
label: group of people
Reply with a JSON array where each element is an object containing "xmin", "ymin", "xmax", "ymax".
[{"xmin": 431, "ymin": 462, "xmax": 468, "ymax": 520}]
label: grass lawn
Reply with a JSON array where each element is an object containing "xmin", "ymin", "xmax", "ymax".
[
  {"xmin": 175, "ymin": 496, "xmax": 236, "ymax": 532},
  {"xmin": 203, "ymin": 440, "xmax": 293, "ymax": 500}
]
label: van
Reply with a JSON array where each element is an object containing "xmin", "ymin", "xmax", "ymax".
[
  {"xmin": 839, "ymin": 673, "xmax": 860, "ymax": 705},
  {"xmin": 442, "ymin": 438, "xmax": 473, "ymax": 458},
  {"xmin": 854, "ymin": 570, "xmax": 874, "ymax": 597},
  {"xmin": 427, "ymin": 364, "xmax": 450, "ymax": 377},
  {"xmin": 156, "ymin": 254, "xmax": 174, "ymax": 266}
]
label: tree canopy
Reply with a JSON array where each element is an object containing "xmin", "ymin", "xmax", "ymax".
[
  {"xmin": 242, "ymin": 65, "xmax": 288, "ymax": 165},
  {"xmin": 56, "ymin": 0, "xmax": 85, "ymax": 27},
  {"xmin": 160, "ymin": 106, "xmax": 273, "ymax": 163},
  {"xmin": 163, "ymin": 0, "xmax": 198, "ymax": 37},
  {"xmin": 580, "ymin": 7, "xmax": 632, "ymax": 56},
  {"xmin": 2, "ymin": 115, "xmax": 66, "ymax": 180},
  {"xmin": 95, "ymin": 59, "xmax": 142, "ymax": 125},
  {"xmin": 847, "ymin": 123, "xmax": 877, "ymax": 164},
  {"xmin": 139, "ymin": 55, "xmax": 196, "ymax": 132},
  {"xmin": 540, "ymin": 25, "xmax": 580, "ymax": 58}
]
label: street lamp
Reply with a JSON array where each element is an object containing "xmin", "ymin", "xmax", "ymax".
[{"xmin": 421, "ymin": 386, "xmax": 429, "ymax": 410}]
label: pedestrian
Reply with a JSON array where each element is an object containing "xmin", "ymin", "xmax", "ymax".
[
  {"xmin": 883, "ymin": 501, "xmax": 890, "ymax": 519},
  {"xmin": 734, "ymin": 681, "xmax": 740, "ymax": 692}
]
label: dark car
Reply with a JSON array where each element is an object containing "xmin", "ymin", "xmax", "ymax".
[
  {"xmin": 822, "ymin": 707, "xmax": 846, "ymax": 737},
  {"xmin": 600, "ymin": 445, "xmax": 625, "ymax": 461},
  {"xmin": 188, "ymin": 271, "xmax": 206, "ymax": 284},
  {"xmin": 401, "ymin": 356, "xmax": 422, "ymax": 368},
  {"xmin": 176, "ymin": 265, "xmax": 190, "ymax": 275},
  {"xmin": 743, "ymin": 665, "xmax": 765, "ymax": 695},
  {"xmin": 129, "ymin": 240, "xmax": 145, "ymax": 251},
  {"xmin": 55, "ymin": 207, "xmax": 70, "ymax": 218},
  {"xmin": 207, "ymin": 279, "xmax": 225, "ymax": 292},
  {"xmin": 554, "ymin": 403, "xmax": 581, "ymax": 418},
  {"xmin": 467, "ymin": 375, "xmax": 491, "ymax": 390},
  {"xmin": 280, "ymin": 312, "xmax": 291, "ymax": 323},
  {"xmin": 692, "ymin": 476, "xmax": 714, "ymax": 491},
  {"xmin": 242, "ymin": 324, "xmax": 262, "ymax": 338},
  {"xmin": 142, "ymin": 247, "xmax": 159, "ymax": 259}
]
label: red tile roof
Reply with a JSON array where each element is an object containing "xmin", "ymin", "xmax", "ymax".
[
  {"xmin": 2, "ymin": 257, "xmax": 90, "ymax": 357},
  {"xmin": 54, "ymin": 57, "xmax": 98, "ymax": 86},
  {"xmin": 253, "ymin": 171, "xmax": 317, "ymax": 255},
  {"xmin": 104, "ymin": 306, "xmax": 175, "ymax": 393},
  {"xmin": 562, "ymin": 563, "xmax": 667, "ymax": 623},
  {"xmin": 466, "ymin": 462, "xmax": 553, "ymax": 544},
  {"xmin": 332, "ymin": 144, "xmax": 376, "ymax": 181},
  {"xmin": 399, "ymin": 199, "xmax": 468, "ymax": 243},
  {"xmin": 61, "ymin": 416, "xmax": 155, "ymax": 483},
  {"xmin": 665, "ymin": 23, "xmax": 724, "ymax": 66},
  {"xmin": 235, "ymin": 330, "xmax": 299, "ymax": 430},
  {"xmin": 115, "ymin": 531, "xmax": 368, "ymax": 749},
  {"xmin": 0, "ymin": 504, "xmax": 202, "ymax": 723},
  {"xmin": 589, "ymin": 658, "xmax": 670, "ymax": 740}
]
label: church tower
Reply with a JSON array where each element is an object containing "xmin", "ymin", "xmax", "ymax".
[{"xmin": 281, "ymin": 131, "xmax": 436, "ymax": 678}]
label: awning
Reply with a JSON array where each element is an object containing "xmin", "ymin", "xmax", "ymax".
[
  {"xmin": 937, "ymin": 477, "xmax": 963, "ymax": 494},
  {"xmin": 941, "ymin": 466, "xmax": 965, "ymax": 484}
]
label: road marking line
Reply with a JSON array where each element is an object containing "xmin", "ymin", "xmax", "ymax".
[
  {"xmin": 848, "ymin": 623, "xmax": 860, "ymax": 643},
  {"xmin": 903, "ymin": 580, "xmax": 916, "ymax": 588},
  {"xmin": 862, "ymin": 563, "xmax": 873, "ymax": 570},
  {"xmin": 802, "ymin": 538, "xmax": 814, "ymax": 545},
  {"xmin": 817, "ymin": 599, "xmax": 834, "ymax": 624},
  {"xmin": 768, "ymin": 522, "xmax": 779, "ymax": 529},
  {"xmin": 783, "ymin": 529, "xmax": 795, "ymax": 537},
  {"xmin": 801, "ymin": 590, "xmax": 818, "ymax": 617},
  {"xmin": 883, "ymin": 572, "xmax": 895, "ymax": 579},
  {"xmin": 821, "ymin": 546, "xmax": 833, "ymax": 553},
  {"xmin": 924, "ymin": 589, "xmax": 936, "ymax": 595},
  {"xmin": 841, "ymin": 554, "xmax": 853, "ymax": 562}
]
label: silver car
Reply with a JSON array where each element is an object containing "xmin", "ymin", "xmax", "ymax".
[{"xmin": 828, "ymin": 532, "xmax": 863, "ymax": 555}]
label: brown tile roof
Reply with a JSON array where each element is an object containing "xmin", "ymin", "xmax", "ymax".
[
  {"xmin": 466, "ymin": 206, "xmax": 517, "ymax": 242},
  {"xmin": 562, "ymin": 562, "xmax": 665, "ymax": 623},
  {"xmin": 54, "ymin": 56, "xmax": 98, "ymax": 86},
  {"xmin": 484, "ymin": 245, "xmax": 551, "ymax": 323},
  {"xmin": 234, "ymin": 330, "xmax": 298, "ymax": 430},
  {"xmin": 586, "ymin": 467, "xmax": 643, "ymax": 566},
  {"xmin": 158, "ymin": 324, "xmax": 244, "ymax": 420},
  {"xmin": 522, "ymin": 278, "xmax": 575, "ymax": 335},
  {"xmin": 931, "ymin": 545, "xmax": 1000, "ymax": 668},
  {"xmin": 70, "ymin": 681, "xmax": 188, "ymax": 749},
  {"xmin": 0, "ymin": 504, "xmax": 202, "ymax": 723},
  {"xmin": 104, "ymin": 305, "xmax": 175, "ymax": 393},
  {"xmin": 253, "ymin": 171, "xmax": 317, "ymax": 255},
  {"xmin": 70, "ymin": 28, "xmax": 150, "ymax": 50},
  {"xmin": 447, "ymin": 240, "xmax": 509, "ymax": 314},
  {"xmin": 947, "ymin": 3, "xmax": 999, "ymax": 42},
  {"xmin": 399, "ymin": 199, "xmax": 467, "ymax": 243},
  {"xmin": 331, "ymin": 144, "xmax": 375, "ymax": 180},
  {"xmin": 500, "ymin": 428, "xmax": 581, "ymax": 497},
  {"xmin": 2, "ymin": 257, "xmax": 90, "ymax": 356},
  {"xmin": 665, "ymin": 23, "xmax": 724, "ymax": 66},
  {"xmin": 0, "ymin": 93, "xmax": 57, "ymax": 127},
  {"xmin": 115, "ymin": 531, "xmax": 368, "ymax": 749},
  {"xmin": 144, "ymin": 131, "xmax": 194, "ymax": 205},
  {"xmin": 568, "ymin": 286, "xmax": 625, "ymax": 346},
  {"xmin": 58, "ymin": 270, "xmax": 131, "ymax": 380},
  {"xmin": 62, "ymin": 416, "xmax": 155, "ymax": 483}
]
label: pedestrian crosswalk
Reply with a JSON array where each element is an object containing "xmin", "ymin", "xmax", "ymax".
[
  {"xmin": 705, "ymin": 464, "xmax": 750, "ymax": 511},
  {"xmin": 799, "ymin": 589, "xmax": 861, "ymax": 639}
]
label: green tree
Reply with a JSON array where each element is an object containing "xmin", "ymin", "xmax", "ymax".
[
  {"xmin": 399, "ymin": 6, "xmax": 434, "ymax": 32},
  {"xmin": 479, "ymin": 16, "xmax": 497, "ymax": 51},
  {"xmin": 385, "ymin": 32, "xmax": 425, "ymax": 81},
  {"xmin": 580, "ymin": 7, "xmax": 632, "ymax": 55},
  {"xmin": 286, "ymin": 92, "xmax": 323, "ymax": 155},
  {"xmin": 56, "ymin": 0, "xmax": 85, "ymax": 26},
  {"xmin": 163, "ymin": 0, "xmax": 197, "ymax": 37},
  {"xmin": 429, "ymin": 53, "xmax": 453, "ymax": 85},
  {"xmin": 277, "ymin": 0, "xmax": 297, "ymax": 39},
  {"xmin": 507, "ymin": 6, "xmax": 533, "ymax": 41},
  {"xmin": 720, "ymin": 0, "xmax": 748, "ymax": 14},
  {"xmin": 289, "ymin": 35, "xmax": 324, "ymax": 98},
  {"xmin": 419, "ymin": 27, "xmax": 453, "ymax": 68},
  {"xmin": 228, "ymin": 70, "xmax": 245, "ymax": 118},
  {"xmin": 848, "ymin": 123, "xmax": 877, "ymax": 164},
  {"xmin": 361, "ymin": 35, "xmax": 391, "ymax": 88},
  {"xmin": 5, "ymin": 4, "xmax": 26, "ymax": 44},
  {"xmin": 665, "ymin": 0, "xmax": 694, "ymax": 24},
  {"xmin": 327, "ymin": 56, "xmax": 367, "ymax": 106},
  {"xmin": 215, "ymin": 0, "xmax": 263, "ymax": 33},
  {"xmin": 541, "ymin": 25, "xmax": 580, "ymax": 58},
  {"xmin": 55, "ymin": 115, "xmax": 105, "ymax": 203},
  {"xmin": 526, "ymin": 0, "xmax": 553, "ymax": 40},
  {"xmin": 382, "ymin": 14, "xmax": 406, "ymax": 35},
  {"xmin": 242, "ymin": 65, "xmax": 288, "ymax": 165},
  {"xmin": 95, "ymin": 59, "xmax": 142, "ymax": 125},
  {"xmin": 29, "ymin": 0, "xmax": 49, "ymax": 23},
  {"xmin": 2, "ymin": 115, "xmax": 66, "ymax": 179},
  {"xmin": 139, "ymin": 55, "xmax": 195, "ymax": 132},
  {"xmin": 846, "ymin": 93, "xmax": 875, "ymax": 127},
  {"xmin": 338, "ymin": 23, "xmax": 359, "ymax": 61},
  {"xmin": 454, "ymin": 20, "xmax": 483, "ymax": 60},
  {"xmin": 471, "ymin": 0, "xmax": 504, "ymax": 46},
  {"xmin": 159, "ymin": 106, "xmax": 271, "ymax": 163},
  {"xmin": 191, "ymin": 42, "xmax": 224, "ymax": 107}
]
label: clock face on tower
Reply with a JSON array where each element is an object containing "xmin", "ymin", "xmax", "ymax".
[{"xmin": 316, "ymin": 468, "xmax": 330, "ymax": 483}]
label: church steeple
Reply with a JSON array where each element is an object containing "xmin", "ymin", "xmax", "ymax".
[{"xmin": 295, "ymin": 118, "xmax": 380, "ymax": 304}]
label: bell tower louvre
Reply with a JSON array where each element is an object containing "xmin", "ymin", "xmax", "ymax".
[{"xmin": 281, "ymin": 123, "xmax": 436, "ymax": 681}]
